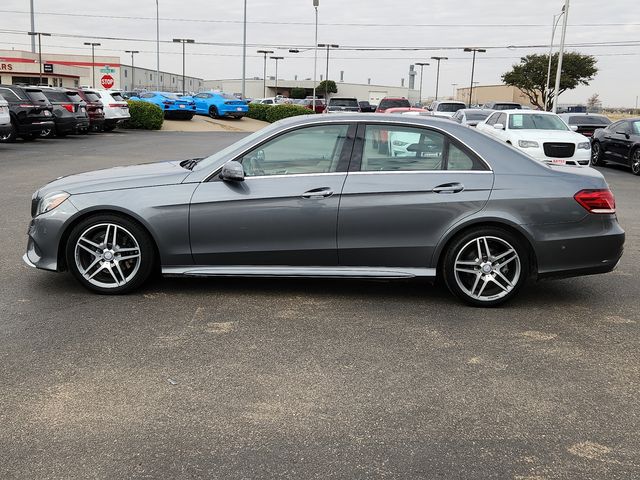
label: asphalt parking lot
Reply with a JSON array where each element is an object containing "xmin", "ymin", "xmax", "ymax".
[{"xmin": 1, "ymin": 130, "xmax": 639, "ymax": 479}]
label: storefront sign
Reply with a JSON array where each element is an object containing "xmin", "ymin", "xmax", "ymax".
[
  {"xmin": 43, "ymin": 63, "xmax": 54, "ymax": 73},
  {"xmin": 0, "ymin": 63, "xmax": 14, "ymax": 71}
]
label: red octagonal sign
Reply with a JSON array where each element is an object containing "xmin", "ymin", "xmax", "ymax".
[{"xmin": 100, "ymin": 74, "xmax": 114, "ymax": 89}]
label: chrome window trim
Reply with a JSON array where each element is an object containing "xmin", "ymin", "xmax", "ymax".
[
  {"xmin": 348, "ymin": 170, "xmax": 493, "ymax": 175},
  {"xmin": 244, "ymin": 172, "xmax": 347, "ymax": 180}
]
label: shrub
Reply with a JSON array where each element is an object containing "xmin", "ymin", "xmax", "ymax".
[
  {"xmin": 265, "ymin": 104, "xmax": 312, "ymax": 123},
  {"xmin": 124, "ymin": 100, "xmax": 164, "ymax": 130},
  {"xmin": 246, "ymin": 103, "xmax": 272, "ymax": 122},
  {"xmin": 290, "ymin": 87, "xmax": 307, "ymax": 99}
]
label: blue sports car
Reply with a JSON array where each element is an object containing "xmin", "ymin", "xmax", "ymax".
[
  {"xmin": 129, "ymin": 92, "xmax": 196, "ymax": 120},
  {"xmin": 190, "ymin": 92, "xmax": 248, "ymax": 119}
]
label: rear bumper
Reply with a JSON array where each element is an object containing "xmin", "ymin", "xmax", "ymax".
[
  {"xmin": 18, "ymin": 120, "xmax": 55, "ymax": 135},
  {"xmin": 54, "ymin": 117, "xmax": 79, "ymax": 134}
]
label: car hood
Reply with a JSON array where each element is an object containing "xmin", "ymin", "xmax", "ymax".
[{"xmin": 38, "ymin": 160, "xmax": 191, "ymax": 196}]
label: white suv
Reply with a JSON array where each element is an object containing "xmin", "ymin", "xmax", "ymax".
[
  {"xmin": 429, "ymin": 100, "xmax": 467, "ymax": 118},
  {"xmin": 93, "ymin": 90, "xmax": 130, "ymax": 131},
  {"xmin": 0, "ymin": 94, "xmax": 10, "ymax": 139}
]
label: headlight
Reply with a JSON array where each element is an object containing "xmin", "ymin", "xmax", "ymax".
[
  {"xmin": 577, "ymin": 142, "xmax": 591, "ymax": 150},
  {"xmin": 518, "ymin": 140, "xmax": 539, "ymax": 148},
  {"xmin": 36, "ymin": 192, "xmax": 70, "ymax": 216}
]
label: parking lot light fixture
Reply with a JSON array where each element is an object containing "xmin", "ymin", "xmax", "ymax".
[
  {"xmin": 28, "ymin": 32, "xmax": 51, "ymax": 85},
  {"xmin": 415, "ymin": 62, "xmax": 430, "ymax": 106},
  {"xmin": 257, "ymin": 50, "xmax": 275, "ymax": 98},
  {"xmin": 463, "ymin": 47, "xmax": 486, "ymax": 107},
  {"xmin": 125, "ymin": 50, "xmax": 139, "ymax": 91},
  {"xmin": 430, "ymin": 56, "xmax": 448, "ymax": 101},
  {"xmin": 173, "ymin": 38, "xmax": 195, "ymax": 95},
  {"xmin": 552, "ymin": 0, "xmax": 570, "ymax": 113},
  {"xmin": 317, "ymin": 43, "xmax": 339, "ymax": 100},
  {"xmin": 270, "ymin": 56, "xmax": 284, "ymax": 98},
  {"xmin": 545, "ymin": 7, "xmax": 565, "ymax": 111},
  {"xmin": 84, "ymin": 42, "xmax": 101, "ymax": 88}
]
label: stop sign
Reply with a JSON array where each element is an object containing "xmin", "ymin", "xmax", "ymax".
[{"xmin": 100, "ymin": 74, "xmax": 114, "ymax": 89}]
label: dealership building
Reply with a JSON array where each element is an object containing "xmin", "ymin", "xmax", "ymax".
[{"xmin": 0, "ymin": 49, "xmax": 203, "ymax": 92}]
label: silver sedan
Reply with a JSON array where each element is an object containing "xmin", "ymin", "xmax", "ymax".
[{"xmin": 24, "ymin": 115, "xmax": 625, "ymax": 306}]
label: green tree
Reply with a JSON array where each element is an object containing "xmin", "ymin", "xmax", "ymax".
[
  {"xmin": 317, "ymin": 80, "xmax": 338, "ymax": 98},
  {"xmin": 290, "ymin": 87, "xmax": 307, "ymax": 99},
  {"xmin": 501, "ymin": 52, "xmax": 598, "ymax": 110}
]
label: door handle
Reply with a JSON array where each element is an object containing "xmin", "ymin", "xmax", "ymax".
[
  {"xmin": 433, "ymin": 183, "xmax": 464, "ymax": 194},
  {"xmin": 302, "ymin": 187, "xmax": 334, "ymax": 199}
]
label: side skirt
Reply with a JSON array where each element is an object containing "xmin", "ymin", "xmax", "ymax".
[{"xmin": 162, "ymin": 266, "xmax": 437, "ymax": 279}]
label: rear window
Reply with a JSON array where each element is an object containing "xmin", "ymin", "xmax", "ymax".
[
  {"xmin": 26, "ymin": 90, "xmax": 50, "ymax": 104},
  {"xmin": 161, "ymin": 93, "xmax": 181, "ymax": 100},
  {"xmin": 568, "ymin": 115, "xmax": 611, "ymax": 126},
  {"xmin": 493, "ymin": 103, "xmax": 521, "ymax": 110},
  {"xmin": 110, "ymin": 92, "xmax": 126, "ymax": 101},
  {"xmin": 379, "ymin": 98, "xmax": 410, "ymax": 109},
  {"xmin": 436, "ymin": 103, "xmax": 465, "ymax": 112},
  {"xmin": 65, "ymin": 92, "xmax": 82, "ymax": 101},
  {"xmin": 466, "ymin": 112, "xmax": 491, "ymax": 121},
  {"xmin": 42, "ymin": 91, "xmax": 72, "ymax": 102},
  {"xmin": 330, "ymin": 98, "xmax": 358, "ymax": 107},
  {"xmin": 83, "ymin": 92, "xmax": 101, "ymax": 102}
]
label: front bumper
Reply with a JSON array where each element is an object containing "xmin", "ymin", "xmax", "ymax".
[{"xmin": 521, "ymin": 146, "xmax": 591, "ymax": 166}]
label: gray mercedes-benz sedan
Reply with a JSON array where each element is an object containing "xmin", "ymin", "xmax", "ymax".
[{"xmin": 24, "ymin": 114, "xmax": 624, "ymax": 306}]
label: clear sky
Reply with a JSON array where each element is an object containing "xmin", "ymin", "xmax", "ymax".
[{"xmin": 1, "ymin": 0, "xmax": 638, "ymax": 107}]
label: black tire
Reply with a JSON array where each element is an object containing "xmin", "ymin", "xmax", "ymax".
[
  {"xmin": 184, "ymin": 113, "xmax": 194, "ymax": 121},
  {"xmin": 442, "ymin": 227, "xmax": 529, "ymax": 307},
  {"xmin": 209, "ymin": 106, "xmax": 219, "ymax": 119},
  {"xmin": 630, "ymin": 148, "xmax": 640, "ymax": 176},
  {"xmin": 21, "ymin": 133, "xmax": 38, "ymax": 141},
  {"xmin": 591, "ymin": 141, "xmax": 605, "ymax": 166},
  {"xmin": 103, "ymin": 124, "xmax": 116, "ymax": 132},
  {"xmin": 0, "ymin": 121, "xmax": 17, "ymax": 143},
  {"xmin": 65, "ymin": 214, "xmax": 156, "ymax": 294}
]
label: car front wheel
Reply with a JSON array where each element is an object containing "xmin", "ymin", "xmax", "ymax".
[
  {"xmin": 631, "ymin": 148, "xmax": 640, "ymax": 176},
  {"xmin": 443, "ymin": 227, "xmax": 529, "ymax": 307},
  {"xmin": 209, "ymin": 106, "xmax": 219, "ymax": 119},
  {"xmin": 66, "ymin": 214, "xmax": 156, "ymax": 294},
  {"xmin": 591, "ymin": 141, "xmax": 605, "ymax": 166}
]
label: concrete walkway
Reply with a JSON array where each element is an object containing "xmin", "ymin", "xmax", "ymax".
[{"xmin": 161, "ymin": 114, "xmax": 267, "ymax": 133}]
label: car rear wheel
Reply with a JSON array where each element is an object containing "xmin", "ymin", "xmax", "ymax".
[
  {"xmin": 0, "ymin": 122, "xmax": 17, "ymax": 142},
  {"xmin": 209, "ymin": 106, "xmax": 219, "ymax": 119},
  {"xmin": 443, "ymin": 227, "xmax": 529, "ymax": 307},
  {"xmin": 66, "ymin": 214, "xmax": 156, "ymax": 294},
  {"xmin": 631, "ymin": 148, "xmax": 640, "ymax": 176},
  {"xmin": 591, "ymin": 141, "xmax": 605, "ymax": 166}
]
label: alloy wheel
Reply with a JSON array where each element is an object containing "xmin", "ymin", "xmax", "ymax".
[
  {"xmin": 74, "ymin": 223, "xmax": 142, "ymax": 289},
  {"xmin": 632, "ymin": 150, "xmax": 640, "ymax": 175},
  {"xmin": 453, "ymin": 236, "xmax": 521, "ymax": 302},
  {"xmin": 591, "ymin": 142, "xmax": 601, "ymax": 165}
]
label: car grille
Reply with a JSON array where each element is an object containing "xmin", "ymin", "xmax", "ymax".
[{"xmin": 543, "ymin": 142, "xmax": 576, "ymax": 158}]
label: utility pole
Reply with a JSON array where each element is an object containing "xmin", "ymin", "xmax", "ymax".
[
  {"xmin": 451, "ymin": 83, "xmax": 458, "ymax": 100},
  {"xmin": 257, "ymin": 50, "xmax": 274, "ymax": 98},
  {"xmin": 430, "ymin": 56, "xmax": 448, "ymax": 101},
  {"xmin": 313, "ymin": 0, "xmax": 319, "ymax": 112},
  {"xmin": 553, "ymin": 0, "xmax": 570, "ymax": 113},
  {"xmin": 545, "ymin": 7, "xmax": 565, "ymax": 110},
  {"xmin": 155, "ymin": 0, "xmax": 160, "ymax": 90},
  {"xmin": 415, "ymin": 62, "xmax": 429, "ymax": 105},
  {"xmin": 28, "ymin": 32, "xmax": 50, "ymax": 85},
  {"xmin": 318, "ymin": 43, "xmax": 339, "ymax": 100},
  {"xmin": 84, "ymin": 42, "xmax": 101, "ymax": 88},
  {"xmin": 173, "ymin": 38, "xmax": 195, "ymax": 95},
  {"xmin": 270, "ymin": 56, "xmax": 284, "ymax": 98},
  {"xmin": 241, "ymin": 0, "xmax": 247, "ymax": 99},
  {"xmin": 29, "ymin": 0, "xmax": 36, "ymax": 53},
  {"xmin": 463, "ymin": 47, "xmax": 486, "ymax": 107},
  {"xmin": 125, "ymin": 50, "xmax": 139, "ymax": 90}
]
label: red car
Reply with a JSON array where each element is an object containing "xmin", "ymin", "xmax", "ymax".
[
  {"xmin": 375, "ymin": 97, "xmax": 411, "ymax": 113},
  {"xmin": 299, "ymin": 98, "xmax": 326, "ymax": 114},
  {"xmin": 73, "ymin": 88, "xmax": 105, "ymax": 132}
]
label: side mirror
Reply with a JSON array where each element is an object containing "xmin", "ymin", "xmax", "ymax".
[
  {"xmin": 220, "ymin": 161, "xmax": 245, "ymax": 182},
  {"xmin": 493, "ymin": 123, "xmax": 505, "ymax": 130},
  {"xmin": 570, "ymin": 125, "xmax": 579, "ymax": 132}
]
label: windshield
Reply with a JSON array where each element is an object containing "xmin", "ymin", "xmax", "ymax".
[
  {"xmin": 330, "ymin": 99, "xmax": 358, "ymax": 107},
  {"xmin": 466, "ymin": 112, "xmax": 491, "ymax": 121},
  {"xmin": 509, "ymin": 113, "xmax": 568, "ymax": 131},
  {"xmin": 569, "ymin": 115, "xmax": 611, "ymax": 125},
  {"xmin": 379, "ymin": 99, "xmax": 410, "ymax": 109},
  {"xmin": 437, "ymin": 103, "xmax": 465, "ymax": 112}
]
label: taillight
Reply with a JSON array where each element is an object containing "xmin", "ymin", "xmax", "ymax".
[
  {"xmin": 62, "ymin": 104, "xmax": 74, "ymax": 112},
  {"xmin": 574, "ymin": 189, "xmax": 616, "ymax": 214}
]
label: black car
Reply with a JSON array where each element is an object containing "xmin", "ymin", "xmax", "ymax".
[
  {"xmin": 483, "ymin": 101, "xmax": 522, "ymax": 110},
  {"xmin": 39, "ymin": 88, "xmax": 90, "ymax": 137},
  {"xmin": 0, "ymin": 85, "xmax": 54, "ymax": 142},
  {"xmin": 591, "ymin": 118, "xmax": 640, "ymax": 175},
  {"xmin": 558, "ymin": 113, "xmax": 611, "ymax": 138},
  {"xmin": 358, "ymin": 101, "xmax": 376, "ymax": 113}
]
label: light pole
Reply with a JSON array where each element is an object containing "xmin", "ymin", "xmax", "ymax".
[
  {"xmin": 28, "ymin": 32, "xmax": 50, "ymax": 85},
  {"xmin": 430, "ymin": 56, "xmax": 448, "ymax": 101},
  {"xmin": 155, "ymin": 0, "xmax": 160, "ymax": 90},
  {"xmin": 257, "ymin": 50, "xmax": 274, "ymax": 98},
  {"xmin": 318, "ymin": 43, "xmax": 339, "ymax": 100},
  {"xmin": 241, "ymin": 0, "xmax": 247, "ymax": 99},
  {"xmin": 313, "ymin": 0, "xmax": 319, "ymax": 111},
  {"xmin": 463, "ymin": 47, "xmax": 486, "ymax": 107},
  {"xmin": 472, "ymin": 81, "xmax": 480, "ymax": 106},
  {"xmin": 125, "ymin": 50, "xmax": 139, "ymax": 91},
  {"xmin": 553, "ymin": 0, "xmax": 570, "ymax": 113},
  {"xmin": 270, "ymin": 56, "xmax": 284, "ymax": 98},
  {"xmin": 173, "ymin": 38, "xmax": 195, "ymax": 95},
  {"xmin": 29, "ymin": 0, "xmax": 35, "ymax": 53},
  {"xmin": 545, "ymin": 7, "xmax": 565, "ymax": 111},
  {"xmin": 84, "ymin": 42, "xmax": 101, "ymax": 88},
  {"xmin": 415, "ymin": 62, "xmax": 430, "ymax": 106},
  {"xmin": 451, "ymin": 83, "xmax": 458, "ymax": 100}
]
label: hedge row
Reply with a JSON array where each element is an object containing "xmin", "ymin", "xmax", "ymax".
[
  {"xmin": 247, "ymin": 103, "xmax": 313, "ymax": 123},
  {"xmin": 124, "ymin": 100, "xmax": 164, "ymax": 130}
]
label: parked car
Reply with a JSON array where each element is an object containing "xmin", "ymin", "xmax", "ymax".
[
  {"xmin": 384, "ymin": 107, "xmax": 431, "ymax": 116},
  {"xmin": 190, "ymin": 92, "xmax": 248, "ymax": 119},
  {"xmin": 558, "ymin": 113, "xmax": 611, "ymax": 138},
  {"xmin": 482, "ymin": 101, "xmax": 522, "ymax": 110},
  {"xmin": 0, "ymin": 94, "xmax": 10, "ymax": 138},
  {"xmin": 325, "ymin": 97, "xmax": 360, "ymax": 113},
  {"xmin": 477, "ymin": 110, "xmax": 591, "ymax": 166},
  {"xmin": 251, "ymin": 98, "xmax": 276, "ymax": 105},
  {"xmin": 297, "ymin": 98, "xmax": 326, "ymax": 114},
  {"xmin": 591, "ymin": 118, "xmax": 640, "ymax": 175},
  {"xmin": 0, "ymin": 84, "xmax": 54, "ymax": 142},
  {"xmin": 451, "ymin": 109, "xmax": 494, "ymax": 127},
  {"xmin": 376, "ymin": 97, "xmax": 411, "ymax": 113},
  {"xmin": 24, "ymin": 114, "xmax": 624, "ymax": 307},
  {"xmin": 358, "ymin": 101, "xmax": 376, "ymax": 113},
  {"xmin": 93, "ymin": 90, "xmax": 130, "ymax": 131},
  {"xmin": 129, "ymin": 92, "xmax": 196, "ymax": 120},
  {"xmin": 75, "ymin": 88, "xmax": 105, "ymax": 132},
  {"xmin": 39, "ymin": 87, "xmax": 90, "ymax": 138},
  {"xmin": 429, "ymin": 101, "xmax": 467, "ymax": 118}
]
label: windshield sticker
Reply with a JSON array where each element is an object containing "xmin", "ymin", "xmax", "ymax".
[{"xmin": 511, "ymin": 115, "xmax": 523, "ymax": 127}]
